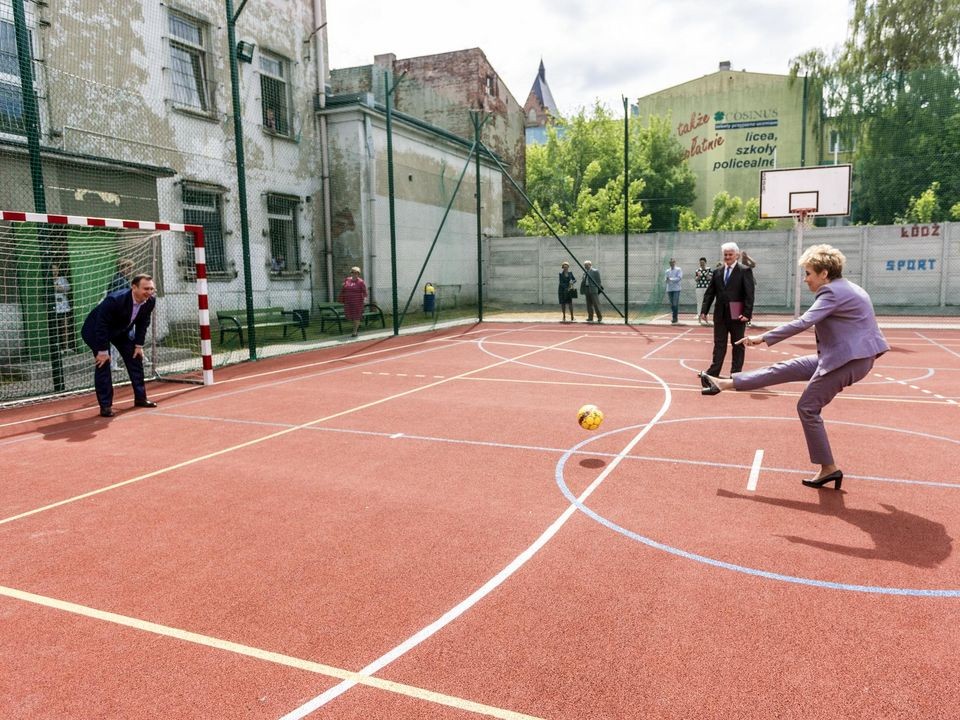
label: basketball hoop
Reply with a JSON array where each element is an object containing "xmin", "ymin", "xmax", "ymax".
[
  {"xmin": 792, "ymin": 208, "xmax": 816, "ymax": 229},
  {"xmin": 759, "ymin": 165, "xmax": 851, "ymax": 319}
]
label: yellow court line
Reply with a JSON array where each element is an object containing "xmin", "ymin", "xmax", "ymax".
[
  {"xmin": 0, "ymin": 330, "xmax": 488, "ymax": 431},
  {"xmin": 0, "ymin": 585, "xmax": 541, "ymax": 720},
  {"xmin": 0, "ymin": 334, "xmax": 582, "ymax": 527}
]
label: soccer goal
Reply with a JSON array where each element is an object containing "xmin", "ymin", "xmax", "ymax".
[{"xmin": 0, "ymin": 211, "xmax": 214, "ymax": 407}]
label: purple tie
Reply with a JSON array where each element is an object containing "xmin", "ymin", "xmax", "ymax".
[{"xmin": 724, "ymin": 267, "xmax": 731, "ymax": 285}]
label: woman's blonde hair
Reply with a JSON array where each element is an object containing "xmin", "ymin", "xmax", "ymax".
[
  {"xmin": 350, "ymin": 266, "xmax": 362, "ymax": 274},
  {"xmin": 798, "ymin": 244, "xmax": 845, "ymax": 279}
]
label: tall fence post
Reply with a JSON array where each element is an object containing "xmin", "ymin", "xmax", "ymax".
[
  {"xmin": 623, "ymin": 95, "xmax": 629, "ymax": 325},
  {"xmin": 224, "ymin": 0, "xmax": 257, "ymax": 358}
]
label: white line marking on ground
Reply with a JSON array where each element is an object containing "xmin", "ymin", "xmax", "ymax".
[
  {"xmin": 747, "ymin": 449, "xmax": 764, "ymax": 492},
  {"xmin": 915, "ymin": 332, "xmax": 960, "ymax": 360},
  {"xmin": 278, "ymin": 329, "xmax": 676, "ymax": 719},
  {"xmin": 0, "ymin": 334, "xmax": 582, "ymax": 528},
  {"xmin": 0, "ymin": 585, "xmax": 540, "ymax": 720},
  {"xmin": 390, "ymin": 433, "xmax": 404, "ymax": 439}
]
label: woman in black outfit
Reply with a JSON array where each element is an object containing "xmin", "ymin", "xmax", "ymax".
[{"xmin": 559, "ymin": 261, "xmax": 577, "ymax": 322}]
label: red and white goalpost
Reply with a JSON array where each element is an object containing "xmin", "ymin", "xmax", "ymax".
[{"xmin": 0, "ymin": 210, "xmax": 214, "ymax": 406}]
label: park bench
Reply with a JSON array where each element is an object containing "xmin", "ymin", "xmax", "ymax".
[
  {"xmin": 316, "ymin": 301, "xmax": 386, "ymax": 334},
  {"xmin": 216, "ymin": 307, "xmax": 307, "ymax": 346}
]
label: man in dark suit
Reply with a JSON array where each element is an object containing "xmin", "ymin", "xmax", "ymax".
[
  {"xmin": 580, "ymin": 260, "xmax": 603, "ymax": 322},
  {"xmin": 699, "ymin": 242, "xmax": 755, "ymax": 379},
  {"xmin": 81, "ymin": 273, "xmax": 158, "ymax": 417}
]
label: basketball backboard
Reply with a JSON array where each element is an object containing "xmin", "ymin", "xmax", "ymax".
[{"xmin": 759, "ymin": 164, "xmax": 852, "ymax": 218}]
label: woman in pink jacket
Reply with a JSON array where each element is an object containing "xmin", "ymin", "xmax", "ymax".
[
  {"xmin": 340, "ymin": 266, "xmax": 368, "ymax": 338},
  {"xmin": 700, "ymin": 244, "xmax": 889, "ymax": 490}
]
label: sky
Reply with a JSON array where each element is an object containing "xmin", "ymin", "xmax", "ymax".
[{"xmin": 326, "ymin": 0, "xmax": 854, "ymax": 116}]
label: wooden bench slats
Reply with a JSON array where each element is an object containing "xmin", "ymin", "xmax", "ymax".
[
  {"xmin": 316, "ymin": 302, "xmax": 385, "ymax": 334},
  {"xmin": 216, "ymin": 306, "xmax": 307, "ymax": 346}
]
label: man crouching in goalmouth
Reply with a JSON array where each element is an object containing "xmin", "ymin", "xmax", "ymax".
[{"xmin": 81, "ymin": 274, "xmax": 159, "ymax": 418}]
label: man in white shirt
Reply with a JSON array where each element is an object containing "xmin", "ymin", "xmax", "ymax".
[{"xmin": 665, "ymin": 258, "xmax": 683, "ymax": 324}]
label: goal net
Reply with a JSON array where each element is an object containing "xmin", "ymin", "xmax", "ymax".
[{"xmin": 0, "ymin": 211, "xmax": 213, "ymax": 407}]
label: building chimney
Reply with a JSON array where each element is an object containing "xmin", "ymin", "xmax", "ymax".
[{"xmin": 719, "ymin": 60, "xmax": 732, "ymax": 71}]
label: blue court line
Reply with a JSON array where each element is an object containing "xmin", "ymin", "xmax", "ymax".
[{"xmin": 554, "ymin": 426, "xmax": 960, "ymax": 597}]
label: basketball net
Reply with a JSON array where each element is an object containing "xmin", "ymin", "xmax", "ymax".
[{"xmin": 793, "ymin": 208, "xmax": 815, "ymax": 230}]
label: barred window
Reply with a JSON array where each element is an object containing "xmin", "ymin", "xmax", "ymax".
[
  {"xmin": 168, "ymin": 13, "xmax": 211, "ymax": 112},
  {"xmin": 259, "ymin": 52, "xmax": 289, "ymax": 135},
  {"xmin": 182, "ymin": 187, "xmax": 226, "ymax": 274},
  {"xmin": 0, "ymin": 15, "xmax": 25, "ymax": 134},
  {"xmin": 267, "ymin": 194, "xmax": 299, "ymax": 273}
]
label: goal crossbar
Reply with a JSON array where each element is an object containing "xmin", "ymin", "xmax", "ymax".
[{"xmin": 0, "ymin": 210, "xmax": 214, "ymax": 407}]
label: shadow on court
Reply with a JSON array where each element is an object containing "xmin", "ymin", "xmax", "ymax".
[
  {"xmin": 717, "ymin": 488, "xmax": 953, "ymax": 568},
  {"xmin": 35, "ymin": 416, "xmax": 104, "ymax": 443}
]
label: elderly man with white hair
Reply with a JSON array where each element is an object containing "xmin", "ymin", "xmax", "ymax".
[
  {"xmin": 699, "ymin": 241, "xmax": 755, "ymax": 382},
  {"xmin": 579, "ymin": 259, "xmax": 604, "ymax": 323}
]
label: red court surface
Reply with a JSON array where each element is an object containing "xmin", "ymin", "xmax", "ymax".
[{"xmin": 2, "ymin": 321, "xmax": 959, "ymax": 719}]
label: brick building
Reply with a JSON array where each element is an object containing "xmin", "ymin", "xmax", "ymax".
[{"xmin": 330, "ymin": 48, "xmax": 526, "ymax": 234}]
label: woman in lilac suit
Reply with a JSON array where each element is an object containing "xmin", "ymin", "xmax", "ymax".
[{"xmin": 700, "ymin": 244, "xmax": 889, "ymax": 490}]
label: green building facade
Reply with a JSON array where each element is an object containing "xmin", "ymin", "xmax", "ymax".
[{"xmin": 635, "ymin": 67, "xmax": 818, "ymax": 217}]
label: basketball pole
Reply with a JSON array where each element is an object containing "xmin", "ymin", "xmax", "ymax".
[{"xmin": 793, "ymin": 210, "xmax": 806, "ymax": 318}]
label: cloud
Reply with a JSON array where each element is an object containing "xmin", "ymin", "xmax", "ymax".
[{"xmin": 327, "ymin": 0, "xmax": 852, "ymax": 119}]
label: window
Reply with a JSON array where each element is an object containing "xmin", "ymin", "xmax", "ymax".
[
  {"xmin": 168, "ymin": 12, "xmax": 211, "ymax": 112},
  {"xmin": 182, "ymin": 187, "xmax": 226, "ymax": 274},
  {"xmin": 259, "ymin": 52, "xmax": 289, "ymax": 135},
  {"xmin": 829, "ymin": 129, "xmax": 855, "ymax": 155},
  {"xmin": 0, "ymin": 13, "xmax": 26, "ymax": 134},
  {"xmin": 267, "ymin": 194, "xmax": 299, "ymax": 273}
]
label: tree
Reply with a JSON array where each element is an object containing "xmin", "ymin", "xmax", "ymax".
[
  {"xmin": 518, "ymin": 103, "xmax": 695, "ymax": 236},
  {"xmin": 791, "ymin": 0, "xmax": 960, "ymax": 224},
  {"xmin": 895, "ymin": 182, "xmax": 941, "ymax": 224},
  {"xmin": 677, "ymin": 193, "xmax": 777, "ymax": 231}
]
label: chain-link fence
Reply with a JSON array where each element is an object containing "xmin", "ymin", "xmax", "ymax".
[
  {"xmin": 2, "ymin": 1, "xmax": 957, "ymax": 407},
  {"xmin": 484, "ymin": 221, "xmax": 960, "ymax": 324}
]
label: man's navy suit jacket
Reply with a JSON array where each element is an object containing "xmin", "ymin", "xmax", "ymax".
[{"xmin": 81, "ymin": 289, "xmax": 156, "ymax": 352}]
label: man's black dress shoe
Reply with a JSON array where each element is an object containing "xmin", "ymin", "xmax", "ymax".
[
  {"xmin": 699, "ymin": 371, "xmax": 711, "ymax": 388},
  {"xmin": 700, "ymin": 375, "xmax": 721, "ymax": 396},
  {"xmin": 99, "ymin": 407, "xmax": 115, "ymax": 417},
  {"xmin": 134, "ymin": 399, "xmax": 157, "ymax": 408},
  {"xmin": 801, "ymin": 470, "xmax": 843, "ymax": 489}
]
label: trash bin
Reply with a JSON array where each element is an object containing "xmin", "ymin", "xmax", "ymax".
[{"xmin": 423, "ymin": 283, "xmax": 436, "ymax": 313}]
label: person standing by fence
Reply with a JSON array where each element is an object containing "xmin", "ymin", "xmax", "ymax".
[
  {"xmin": 665, "ymin": 258, "xmax": 683, "ymax": 324},
  {"xmin": 694, "ymin": 257, "xmax": 713, "ymax": 326},
  {"xmin": 580, "ymin": 260, "xmax": 603, "ymax": 323},
  {"xmin": 558, "ymin": 261, "xmax": 577, "ymax": 322}
]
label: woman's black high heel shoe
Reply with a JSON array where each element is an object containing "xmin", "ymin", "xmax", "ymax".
[
  {"xmin": 801, "ymin": 470, "xmax": 843, "ymax": 489},
  {"xmin": 700, "ymin": 374, "xmax": 721, "ymax": 396}
]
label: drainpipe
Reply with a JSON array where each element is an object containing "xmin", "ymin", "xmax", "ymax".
[
  {"xmin": 312, "ymin": 0, "xmax": 334, "ymax": 300},
  {"xmin": 364, "ymin": 111, "xmax": 377, "ymax": 301}
]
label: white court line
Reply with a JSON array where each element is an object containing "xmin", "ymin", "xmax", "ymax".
[
  {"xmin": 0, "ymin": 332, "xmax": 583, "ymax": 528},
  {"xmin": 915, "ymin": 331, "xmax": 960, "ymax": 360},
  {"xmin": 0, "ymin": 585, "xmax": 541, "ymax": 720},
  {"xmin": 746, "ymin": 449, "xmax": 764, "ymax": 492},
  {"xmin": 278, "ymin": 329, "xmax": 676, "ymax": 719},
  {"xmin": 0, "ymin": 327, "xmax": 498, "ymax": 430}
]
